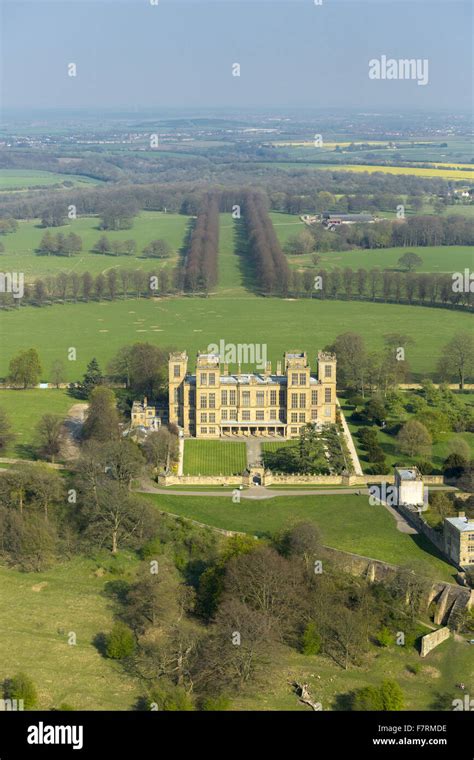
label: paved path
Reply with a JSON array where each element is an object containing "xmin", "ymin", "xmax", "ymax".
[
  {"xmin": 246, "ymin": 438, "xmax": 262, "ymax": 467},
  {"xmin": 137, "ymin": 479, "xmax": 370, "ymax": 500},
  {"xmin": 336, "ymin": 399, "xmax": 363, "ymax": 475}
]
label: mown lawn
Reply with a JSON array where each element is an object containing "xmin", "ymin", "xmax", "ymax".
[
  {"xmin": 0, "ymin": 555, "xmax": 141, "ymax": 710},
  {"xmin": 1, "ymin": 299, "xmax": 471, "ymax": 383},
  {"xmin": 183, "ymin": 440, "xmax": 247, "ymax": 476},
  {"xmin": 142, "ymin": 493, "xmax": 456, "ymax": 582},
  {"xmin": 0, "ymin": 211, "xmax": 189, "ymax": 278},
  {"xmin": 0, "ymin": 389, "xmax": 73, "ymax": 459}
]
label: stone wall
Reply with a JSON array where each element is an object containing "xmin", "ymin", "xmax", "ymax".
[{"xmin": 420, "ymin": 627, "xmax": 450, "ymax": 657}]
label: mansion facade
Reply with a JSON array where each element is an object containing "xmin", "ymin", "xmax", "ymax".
[{"xmin": 167, "ymin": 349, "xmax": 337, "ymax": 439}]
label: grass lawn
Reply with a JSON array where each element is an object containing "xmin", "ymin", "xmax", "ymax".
[
  {"xmin": 183, "ymin": 440, "xmax": 247, "ymax": 476},
  {"xmin": 0, "ymin": 169, "xmax": 101, "ymax": 191},
  {"xmin": 0, "ymin": 211, "xmax": 189, "ymax": 278},
  {"xmin": 0, "ymin": 389, "xmax": 73, "ymax": 459},
  {"xmin": 142, "ymin": 493, "xmax": 457, "ymax": 582},
  {"xmin": 341, "ymin": 391, "xmax": 474, "ymax": 474},
  {"xmin": 0, "ymin": 554, "xmax": 142, "ymax": 710},
  {"xmin": 1, "ymin": 299, "xmax": 471, "ymax": 383},
  {"xmin": 283, "ymin": 245, "xmax": 474, "ymax": 274},
  {"xmin": 232, "ymin": 636, "xmax": 473, "ymax": 711}
]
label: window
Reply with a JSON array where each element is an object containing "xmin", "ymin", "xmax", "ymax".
[
  {"xmin": 311, "ymin": 390, "xmax": 318, "ymax": 405},
  {"xmin": 299, "ymin": 413, "xmax": 305, "ymax": 422},
  {"xmin": 174, "ymin": 388, "xmax": 179, "ymax": 403},
  {"xmin": 200, "ymin": 413, "xmax": 207, "ymax": 423},
  {"xmin": 242, "ymin": 391, "xmax": 250, "ymax": 407},
  {"xmin": 229, "ymin": 390, "xmax": 236, "ymax": 405},
  {"xmin": 291, "ymin": 393, "xmax": 298, "ymax": 409},
  {"xmin": 200, "ymin": 395, "xmax": 207, "ymax": 409},
  {"xmin": 173, "ymin": 364, "xmax": 180, "ymax": 378},
  {"xmin": 299, "ymin": 373, "xmax": 306, "ymax": 385},
  {"xmin": 209, "ymin": 413, "xmax": 215, "ymax": 423},
  {"xmin": 468, "ymin": 534, "xmax": 474, "ymax": 541},
  {"xmin": 291, "ymin": 427, "xmax": 298, "ymax": 434},
  {"xmin": 299, "ymin": 393, "xmax": 306, "ymax": 408},
  {"xmin": 291, "ymin": 373, "xmax": 298, "ymax": 385},
  {"xmin": 242, "ymin": 410, "xmax": 250, "ymax": 421},
  {"xmin": 325, "ymin": 388, "xmax": 331, "ymax": 403},
  {"xmin": 221, "ymin": 409, "xmax": 228, "ymax": 421},
  {"xmin": 208, "ymin": 373, "xmax": 215, "ymax": 385},
  {"xmin": 324, "ymin": 406, "xmax": 331, "ymax": 417},
  {"xmin": 209, "ymin": 427, "xmax": 215, "ymax": 434},
  {"xmin": 200, "ymin": 373, "xmax": 207, "ymax": 385},
  {"xmin": 270, "ymin": 390, "xmax": 277, "ymax": 405},
  {"xmin": 201, "ymin": 427, "xmax": 207, "ymax": 434},
  {"xmin": 291, "ymin": 412, "xmax": 298, "ymax": 422},
  {"xmin": 256, "ymin": 391, "xmax": 264, "ymax": 405},
  {"xmin": 189, "ymin": 391, "xmax": 195, "ymax": 405},
  {"xmin": 209, "ymin": 393, "xmax": 216, "ymax": 409},
  {"xmin": 230, "ymin": 409, "xmax": 237, "ymax": 420},
  {"xmin": 270, "ymin": 409, "xmax": 276, "ymax": 420},
  {"xmin": 256, "ymin": 411, "xmax": 264, "ymax": 421},
  {"xmin": 311, "ymin": 409, "xmax": 317, "ymax": 420},
  {"xmin": 324, "ymin": 364, "xmax": 332, "ymax": 378},
  {"xmin": 221, "ymin": 390, "xmax": 227, "ymax": 405}
]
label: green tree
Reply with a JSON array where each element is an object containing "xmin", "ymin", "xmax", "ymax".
[
  {"xmin": 397, "ymin": 419, "xmax": 432, "ymax": 458},
  {"xmin": 82, "ymin": 387, "xmax": 120, "ymax": 442},
  {"xmin": 380, "ymin": 679, "xmax": 404, "ymax": 710},
  {"xmin": 105, "ymin": 622, "xmax": 136, "ymax": 659},
  {"xmin": 437, "ymin": 333, "xmax": 474, "ymax": 390},
  {"xmin": 77, "ymin": 357, "xmax": 103, "ymax": 399},
  {"xmin": 8, "ymin": 348, "xmax": 42, "ymax": 388},
  {"xmin": 301, "ymin": 622, "xmax": 322, "ymax": 655},
  {"xmin": 36, "ymin": 414, "xmax": 63, "ymax": 463},
  {"xmin": 397, "ymin": 252, "xmax": 423, "ymax": 271},
  {"xmin": 4, "ymin": 672, "xmax": 38, "ymax": 709},
  {"xmin": 0, "ymin": 407, "xmax": 15, "ymax": 452},
  {"xmin": 50, "ymin": 359, "xmax": 66, "ymax": 388}
]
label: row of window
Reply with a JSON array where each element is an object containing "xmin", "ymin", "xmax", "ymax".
[
  {"xmin": 174, "ymin": 365, "xmax": 333, "ymax": 385},
  {"xmin": 196, "ymin": 389, "xmax": 331, "ymax": 407}
]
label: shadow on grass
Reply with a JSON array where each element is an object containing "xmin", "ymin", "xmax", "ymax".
[{"xmin": 92, "ymin": 632, "xmax": 108, "ymax": 657}]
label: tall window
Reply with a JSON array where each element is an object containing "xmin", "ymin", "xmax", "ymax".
[
  {"xmin": 325, "ymin": 388, "xmax": 331, "ymax": 403},
  {"xmin": 270, "ymin": 390, "xmax": 277, "ymax": 405},
  {"xmin": 242, "ymin": 391, "xmax": 250, "ymax": 407},
  {"xmin": 291, "ymin": 412, "xmax": 298, "ymax": 422},
  {"xmin": 221, "ymin": 390, "xmax": 227, "ymax": 405},
  {"xmin": 174, "ymin": 388, "xmax": 179, "ymax": 403},
  {"xmin": 173, "ymin": 364, "xmax": 180, "ymax": 378},
  {"xmin": 291, "ymin": 373, "xmax": 298, "ymax": 385},
  {"xmin": 242, "ymin": 410, "xmax": 250, "ymax": 421},
  {"xmin": 270, "ymin": 409, "xmax": 276, "ymax": 420},
  {"xmin": 324, "ymin": 365, "xmax": 332, "ymax": 378},
  {"xmin": 311, "ymin": 390, "xmax": 318, "ymax": 405},
  {"xmin": 200, "ymin": 373, "xmax": 207, "ymax": 385},
  {"xmin": 299, "ymin": 393, "xmax": 306, "ymax": 408},
  {"xmin": 229, "ymin": 390, "xmax": 236, "ymax": 405},
  {"xmin": 256, "ymin": 410, "xmax": 264, "ymax": 420},
  {"xmin": 208, "ymin": 373, "xmax": 215, "ymax": 385},
  {"xmin": 200, "ymin": 413, "xmax": 207, "ymax": 423},
  {"xmin": 200, "ymin": 395, "xmax": 207, "ymax": 409},
  {"xmin": 299, "ymin": 373, "xmax": 306, "ymax": 385},
  {"xmin": 256, "ymin": 391, "xmax": 264, "ymax": 405},
  {"xmin": 299, "ymin": 412, "xmax": 305, "ymax": 422},
  {"xmin": 291, "ymin": 393, "xmax": 298, "ymax": 409},
  {"xmin": 209, "ymin": 393, "xmax": 216, "ymax": 409}
]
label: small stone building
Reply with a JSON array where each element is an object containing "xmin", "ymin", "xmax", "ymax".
[
  {"xmin": 394, "ymin": 467, "xmax": 424, "ymax": 507},
  {"xmin": 444, "ymin": 512, "xmax": 474, "ymax": 568}
]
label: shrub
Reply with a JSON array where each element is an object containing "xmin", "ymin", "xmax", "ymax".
[
  {"xmin": 4, "ymin": 672, "xmax": 38, "ymax": 709},
  {"xmin": 146, "ymin": 682, "xmax": 194, "ymax": 711},
  {"xmin": 301, "ymin": 622, "xmax": 322, "ymax": 655},
  {"xmin": 376, "ymin": 627, "xmax": 394, "ymax": 648},
  {"xmin": 104, "ymin": 622, "xmax": 136, "ymax": 659}
]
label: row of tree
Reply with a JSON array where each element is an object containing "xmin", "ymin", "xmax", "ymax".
[
  {"xmin": 183, "ymin": 193, "xmax": 220, "ymax": 293},
  {"xmin": 240, "ymin": 191, "xmax": 290, "ymax": 295}
]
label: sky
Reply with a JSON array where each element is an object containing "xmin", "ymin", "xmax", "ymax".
[{"xmin": 1, "ymin": 0, "xmax": 472, "ymax": 113}]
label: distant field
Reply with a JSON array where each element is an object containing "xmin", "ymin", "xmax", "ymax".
[
  {"xmin": 183, "ymin": 440, "xmax": 247, "ymax": 475},
  {"xmin": 261, "ymin": 162, "xmax": 474, "ymax": 181},
  {"xmin": 1, "ymin": 299, "xmax": 471, "ymax": 382},
  {"xmin": 0, "ymin": 555, "xmax": 141, "ymax": 710},
  {"xmin": 144, "ymin": 493, "xmax": 456, "ymax": 582},
  {"xmin": 0, "ymin": 169, "xmax": 101, "ymax": 190},
  {"xmin": 284, "ymin": 245, "xmax": 474, "ymax": 274},
  {"xmin": 0, "ymin": 211, "xmax": 189, "ymax": 278},
  {"xmin": 0, "ymin": 389, "xmax": 72, "ymax": 458}
]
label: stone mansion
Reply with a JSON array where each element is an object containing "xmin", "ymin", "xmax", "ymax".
[{"xmin": 161, "ymin": 349, "xmax": 337, "ymax": 439}]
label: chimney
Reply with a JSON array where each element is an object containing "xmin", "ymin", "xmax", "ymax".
[
  {"xmin": 223, "ymin": 363, "xmax": 229, "ymax": 376},
  {"xmin": 458, "ymin": 511, "xmax": 465, "ymax": 519},
  {"xmin": 264, "ymin": 361, "xmax": 271, "ymax": 377},
  {"xmin": 276, "ymin": 361, "xmax": 282, "ymax": 376},
  {"xmin": 144, "ymin": 397, "xmax": 147, "ymax": 408}
]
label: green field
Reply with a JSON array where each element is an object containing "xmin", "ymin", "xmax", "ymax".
[
  {"xmin": 0, "ymin": 555, "xmax": 141, "ymax": 710},
  {"xmin": 0, "ymin": 389, "xmax": 73, "ymax": 458},
  {"xmin": 284, "ymin": 245, "xmax": 474, "ymax": 274},
  {"xmin": 0, "ymin": 169, "xmax": 101, "ymax": 191},
  {"xmin": 143, "ymin": 493, "xmax": 456, "ymax": 582},
  {"xmin": 0, "ymin": 211, "xmax": 190, "ymax": 278},
  {"xmin": 183, "ymin": 440, "xmax": 247, "ymax": 475},
  {"xmin": 1, "ymin": 298, "xmax": 471, "ymax": 383}
]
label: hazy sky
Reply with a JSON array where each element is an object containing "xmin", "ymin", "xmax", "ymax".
[{"xmin": 1, "ymin": 0, "xmax": 472, "ymax": 112}]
